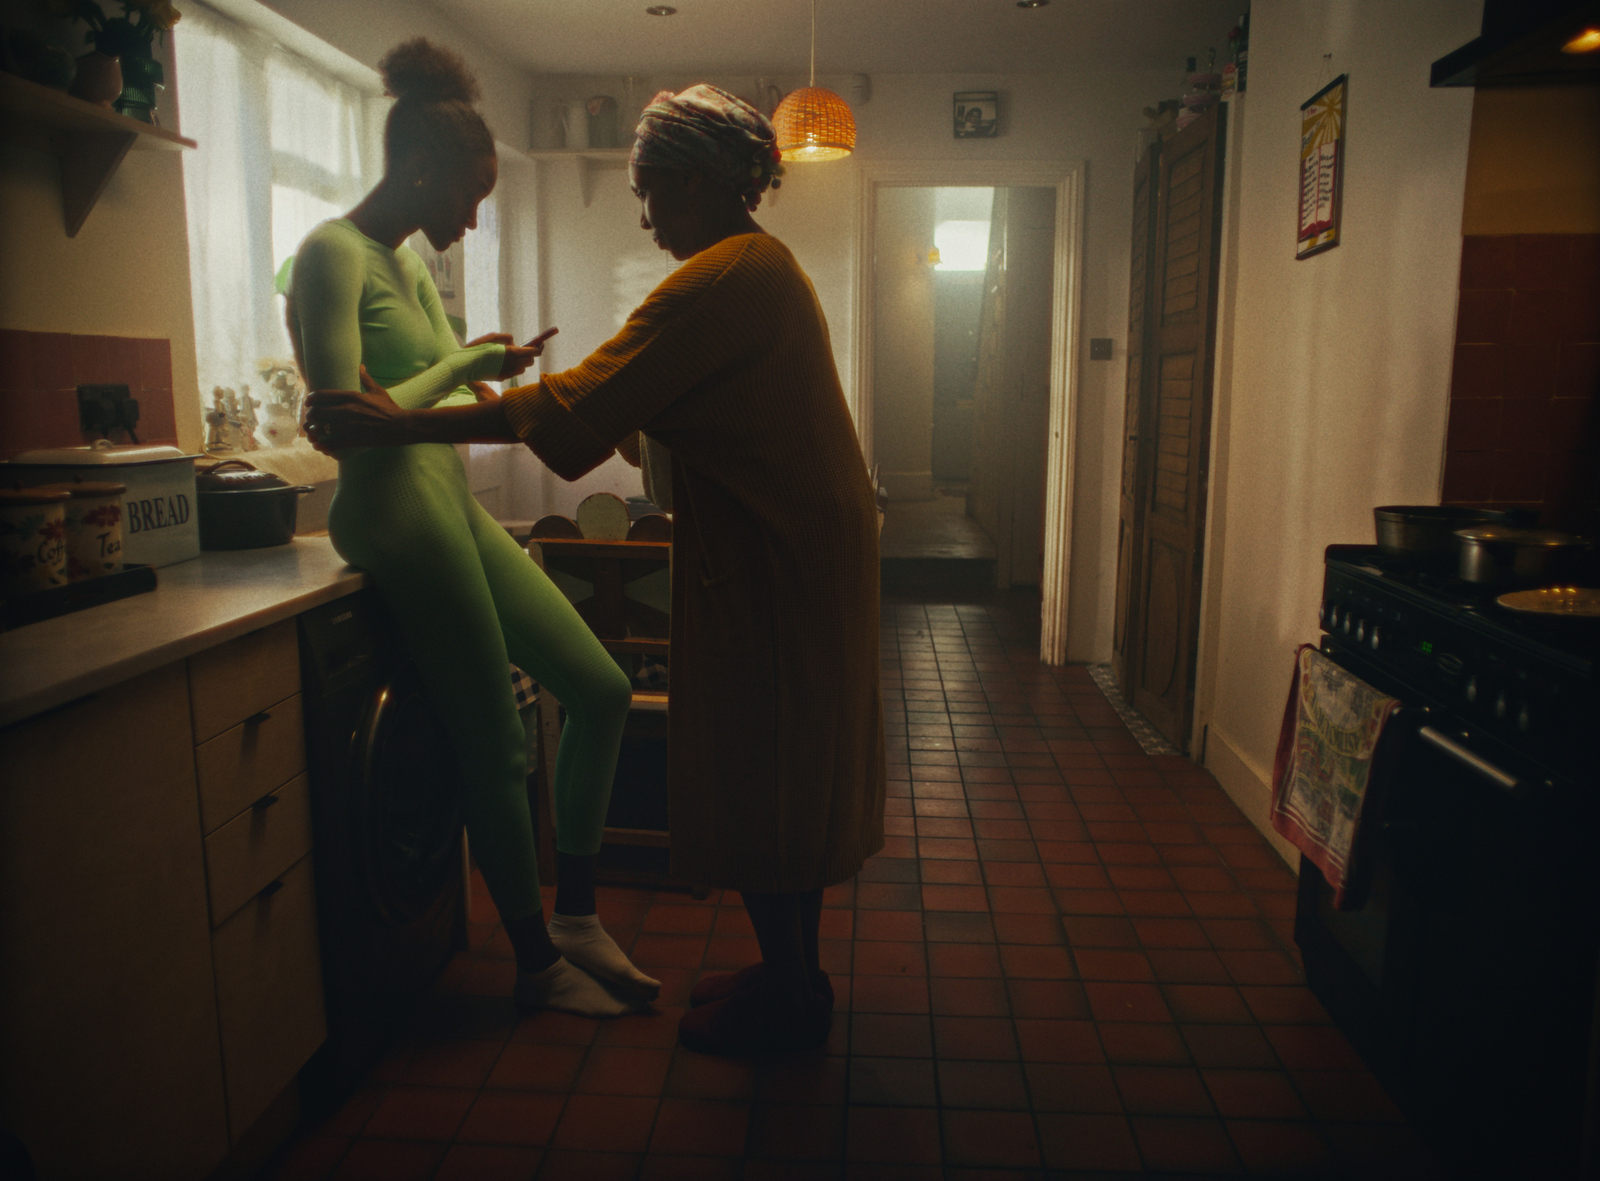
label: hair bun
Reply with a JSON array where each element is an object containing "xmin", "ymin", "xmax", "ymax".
[{"xmin": 378, "ymin": 38, "xmax": 481, "ymax": 106}]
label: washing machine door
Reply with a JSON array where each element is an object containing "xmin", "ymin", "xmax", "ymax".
[{"xmin": 352, "ymin": 663, "xmax": 464, "ymax": 925}]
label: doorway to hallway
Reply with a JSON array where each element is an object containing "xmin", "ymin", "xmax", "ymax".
[
  {"xmin": 873, "ymin": 185, "xmax": 1055, "ymax": 597},
  {"xmin": 851, "ymin": 160, "xmax": 1085, "ymax": 662}
]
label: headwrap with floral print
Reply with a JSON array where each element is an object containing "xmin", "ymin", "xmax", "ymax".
[{"xmin": 630, "ymin": 84, "xmax": 782, "ymax": 211}]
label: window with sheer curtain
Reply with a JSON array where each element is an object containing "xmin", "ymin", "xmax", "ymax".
[
  {"xmin": 176, "ymin": 4, "xmax": 521, "ymax": 472},
  {"xmin": 176, "ymin": 3, "xmax": 384, "ymax": 456}
]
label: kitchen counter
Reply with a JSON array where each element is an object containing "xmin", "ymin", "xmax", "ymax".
[{"xmin": 0, "ymin": 537, "xmax": 365, "ymax": 728}]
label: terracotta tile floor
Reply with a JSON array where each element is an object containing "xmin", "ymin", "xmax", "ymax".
[{"xmin": 263, "ymin": 593, "xmax": 1441, "ymax": 1180}]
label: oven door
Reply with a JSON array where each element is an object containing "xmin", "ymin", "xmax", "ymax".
[{"xmin": 1298, "ymin": 638, "xmax": 1600, "ymax": 1179}]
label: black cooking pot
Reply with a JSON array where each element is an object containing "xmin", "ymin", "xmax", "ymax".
[
  {"xmin": 1373, "ymin": 505, "xmax": 1523, "ymax": 567},
  {"xmin": 196, "ymin": 460, "xmax": 315, "ymax": 550},
  {"xmin": 1454, "ymin": 525, "xmax": 1594, "ymax": 588}
]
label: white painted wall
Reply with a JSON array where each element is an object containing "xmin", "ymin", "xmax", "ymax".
[
  {"xmin": 1192, "ymin": 0, "xmax": 1481, "ymax": 859},
  {"xmin": 874, "ymin": 187, "xmax": 937, "ymax": 502}
]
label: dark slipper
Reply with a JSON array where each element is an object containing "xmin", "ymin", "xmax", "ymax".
[
  {"xmin": 677, "ymin": 982, "xmax": 833, "ymax": 1055},
  {"xmin": 689, "ymin": 963, "xmax": 834, "ymax": 1008}
]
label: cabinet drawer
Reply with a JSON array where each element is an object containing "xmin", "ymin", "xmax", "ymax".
[
  {"xmin": 188, "ymin": 619, "xmax": 301, "ymax": 744},
  {"xmin": 203, "ymin": 773, "xmax": 312, "ymax": 927},
  {"xmin": 195, "ymin": 692, "xmax": 305, "ymax": 835},
  {"xmin": 212, "ymin": 853, "xmax": 326, "ymax": 1144}
]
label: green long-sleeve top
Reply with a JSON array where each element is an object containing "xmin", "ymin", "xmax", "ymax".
[{"xmin": 289, "ymin": 217, "xmax": 503, "ymax": 412}]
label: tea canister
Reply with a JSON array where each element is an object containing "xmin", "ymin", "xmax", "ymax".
[
  {"xmin": 0, "ymin": 487, "xmax": 71, "ymax": 597},
  {"xmin": 36, "ymin": 481, "xmax": 126, "ymax": 580}
]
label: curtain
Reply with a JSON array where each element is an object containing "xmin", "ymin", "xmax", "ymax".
[{"xmin": 176, "ymin": 3, "xmax": 383, "ymax": 447}]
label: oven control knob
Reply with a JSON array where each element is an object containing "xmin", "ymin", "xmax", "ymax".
[
  {"xmin": 1494, "ymin": 692, "xmax": 1508, "ymax": 720},
  {"xmin": 1368, "ymin": 626, "xmax": 1382, "ymax": 651},
  {"xmin": 1323, "ymin": 603, "xmax": 1337, "ymax": 628},
  {"xmin": 1355, "ymin": 619, "xmax": 1366, "ymax": 643},
  {"xmin": 1342, "ymin": 613, "xmax": 1354, "ymax": 636},
  {"xmin": 1465, "ymin": 676, "xmax": 1478, "ymax": 704},
  {"xmin": 1517, "ymin": 703, "xmax": 1532, "ymax": 733}
]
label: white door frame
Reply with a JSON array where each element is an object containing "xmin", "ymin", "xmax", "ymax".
[{"xmin": 851, "ymin": 160, "xmax": 1086, "ymax": 664}]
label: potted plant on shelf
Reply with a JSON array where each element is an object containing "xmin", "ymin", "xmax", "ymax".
[{"xmin": 48, "ymin": 0, "xmax": 180, "ymax": 123}]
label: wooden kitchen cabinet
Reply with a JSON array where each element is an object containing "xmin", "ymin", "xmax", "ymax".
[
  {"xmin": 211, "ymin": 852, "xmax": 325, "ymax": 1148},
  {"xmin": 188, "ymin": 620, "xmax": 327, "ymax": 1144},
  {"xmin": 0, "ymin": 661, "xmax": 231, "ymax": 1181},
  {"xmin": 0, "ymin": 615, "xmax": 331, "ymax": 1178}
]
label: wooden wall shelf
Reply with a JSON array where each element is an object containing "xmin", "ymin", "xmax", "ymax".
[{"xmin": 0, "ymin": 70, "xmax": 197, "ymax": 237}]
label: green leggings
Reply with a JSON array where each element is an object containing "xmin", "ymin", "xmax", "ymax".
[{"xmin": 329, "ymin": 442, "xmax": 632, "ymax": 922}]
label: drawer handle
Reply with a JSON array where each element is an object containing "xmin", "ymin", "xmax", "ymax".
[
  {"xmin": 257, "ymin": 879, "xmax": 285, "ymax": 900},
  {"xmin": 251, "ymin": 794, "xmax": 280, "ymax": 812},
  {"xmin": 246, "ymin": 711, "xmax": 272, "ymax": 726}
]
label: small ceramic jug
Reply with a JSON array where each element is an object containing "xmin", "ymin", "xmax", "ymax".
[
  {"xmin": 70, "ymin": 51, "xmax": 122, "ymax": 108},
  {"xmin": 0, "ymin": 487, "xmax": 71, "ymax": 597},
  {"xmin": 559, "ymin": 99, "xmax": 589, "ymax": 149},
  {"xmin": 586, "ymin": 95, "xmax": 618, "ymax": 149}
]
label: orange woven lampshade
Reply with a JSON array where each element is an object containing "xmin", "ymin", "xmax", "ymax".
[{"xmin": 772, "ymin": 86, "xmax": 856, "ymax": 161}]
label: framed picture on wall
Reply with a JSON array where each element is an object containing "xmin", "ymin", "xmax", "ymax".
[
  {"xmin": 1297, "ymin": 74, "xmax": 1347, "ymax": 259},
  {"xmin": 954, "ymin": 91, "xmax": 998, "ymax": 139}
]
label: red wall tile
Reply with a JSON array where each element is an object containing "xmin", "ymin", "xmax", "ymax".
[
  {"xmin": 0, "ymin": 329, "xmax": 178, "ymax": 458},
  {"xmin": 1442, "ymin": 234, "xmax": 1600, "ymax": 535}
]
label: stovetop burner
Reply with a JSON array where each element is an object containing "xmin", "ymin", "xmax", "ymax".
[
  {"xmin": 1327, "ymin": 546, "xmax": 1600, "ymax": 668},
  {"xmin": 1322, "ymin": 545, "xmax": 1597, "ymax": 788}
]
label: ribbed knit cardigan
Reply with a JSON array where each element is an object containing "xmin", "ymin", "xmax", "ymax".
[{"xmin": 502, "ymin": 233, "xmax": 886, "ymax": 892}]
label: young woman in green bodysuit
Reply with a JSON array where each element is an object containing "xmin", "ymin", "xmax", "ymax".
[{"xmin": 288, "ymin": 38, "xmax": 654, "ymax": 1016}]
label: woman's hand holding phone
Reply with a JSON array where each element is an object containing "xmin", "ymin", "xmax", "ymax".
[{"xmin": 477, "ymin": 326, "xmax": 558, "ymax": 382}]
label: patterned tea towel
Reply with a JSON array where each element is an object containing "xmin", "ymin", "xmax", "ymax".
[
  {"xmin": 511, "ymin": 664, "xmax": 540, "ymax": 710},
  {"xmin": 1270, "ymin": 644, "xmax": 1400, "ymax": 908}
]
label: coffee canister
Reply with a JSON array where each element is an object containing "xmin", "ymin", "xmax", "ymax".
[
  {"xmin": 0, "ymin": 487, "xmax": 71, "ymax": 597},
  {"xmin": 37, "ymin": 481, "xmax": 126, "ymax": 580}
]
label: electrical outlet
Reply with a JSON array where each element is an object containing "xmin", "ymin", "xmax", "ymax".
[
  {"xmin": 77, "ymin": 384, "xmax": 141, "ymax": 442},
  {"xmin": 1089, "ymin": 338, "xmax": 1115, "ymax": 361}
]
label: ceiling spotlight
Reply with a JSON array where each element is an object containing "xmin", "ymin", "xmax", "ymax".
[
  {"xmin": 1563, "ymin": 27, "xmax": 1600, "ymax": 53},
  {"xmin": 645, "ymin": 5, "xmax": 677, "ymax": 14},
  {"xmin": 1016, "ymin": 0, "xmax": 1049, "ymax": 7}
]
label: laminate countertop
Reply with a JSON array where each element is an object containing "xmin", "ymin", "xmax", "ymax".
[{"xmin": 0, "ymin": 537, "xmax": 365, "ymax": 729}]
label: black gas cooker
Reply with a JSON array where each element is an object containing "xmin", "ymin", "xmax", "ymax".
[
  {"xmin": 1306, "ymin": 546, "xmax": 1600, "ymax": 1177},
  {"xmin": 1321, "ymin": 544, "xmax": 1598, "ymax": 790}
]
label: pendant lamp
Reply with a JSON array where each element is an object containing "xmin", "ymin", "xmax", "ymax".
[{"xmin": 771, "ymin": 0, "xmax": 856, "ymax": 161}]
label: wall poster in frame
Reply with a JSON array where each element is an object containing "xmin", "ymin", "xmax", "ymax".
[
  {"xmin": 954, "ymin": 91, "xmax": 998, "ymax": 139},
  {"xmin": 1297, "ymin": 74, "xmax": 1346, "ymax": 259}
]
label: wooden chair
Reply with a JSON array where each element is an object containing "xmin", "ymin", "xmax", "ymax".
[{"xmin": 526, "ymin": 513, "xmax": 673, "ymax": 885}]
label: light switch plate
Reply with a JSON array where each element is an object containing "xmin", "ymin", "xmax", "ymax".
[{"xmin": 1089, "ymin": 338, "xmax": 1114, "ymax": 361}]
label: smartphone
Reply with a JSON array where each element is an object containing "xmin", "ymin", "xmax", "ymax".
[{"xmin": 524, "ymin": 327, "xmax": 559, "ymax": 349}]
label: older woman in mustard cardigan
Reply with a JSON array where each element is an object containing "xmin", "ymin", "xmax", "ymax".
[{"xmin": 306, "ymin": 85, "xmax": 885, "ymax": 1055}]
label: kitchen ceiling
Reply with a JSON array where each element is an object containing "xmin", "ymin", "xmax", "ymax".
[{"xmin": 425, "ymin": 0, "xmax": 1247, "ymax": 77}]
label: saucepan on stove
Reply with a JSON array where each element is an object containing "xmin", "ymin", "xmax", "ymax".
[
  {"xmin": 195, "ymin": 459, "xmax": 316, "ymax": 550},
  {"xmin": 1454, "ymin": 524, "xmax": 1594, "ymax": 588},
  {"xmin": 1373, "ymin": 505, "xmax": 1520, "ymax": 567}
]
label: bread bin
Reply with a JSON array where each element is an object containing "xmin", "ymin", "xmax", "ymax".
[{"xmin": 2, "ymin": 441, "xmax": 200, "ymax": 567}]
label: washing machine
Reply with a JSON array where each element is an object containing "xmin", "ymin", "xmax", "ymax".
[{"xmin": 296, "ymin": 589, "xmax": 467, "ymax": 1114}]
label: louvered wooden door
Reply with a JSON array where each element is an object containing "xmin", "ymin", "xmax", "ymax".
[
  {"xmin": 1113, "ymin": 143, "xmax": 1159, "ymax": 695},
  {"xmin": 1128, "ymin": 108, "xmax": 1226, "ymax": 750}
]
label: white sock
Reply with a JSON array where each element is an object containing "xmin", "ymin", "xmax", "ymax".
[
  {"xmin": 548, "ymin": 912, "xmax": 662, "ymax": 1003},
  {"xmin": 513, "ymin": 956, "xmax": 643, "ymax": 1017}
]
